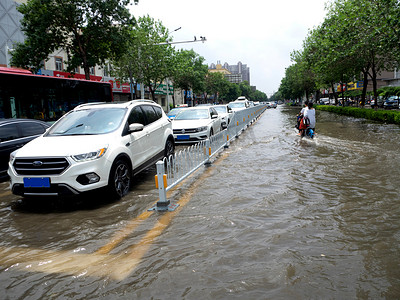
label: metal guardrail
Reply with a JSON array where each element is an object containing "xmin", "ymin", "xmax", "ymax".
[{"xmin": 149, "ymin": 105, "xmax": 267, "ymax": 211}]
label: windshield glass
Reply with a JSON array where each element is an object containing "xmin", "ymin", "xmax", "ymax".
[
  {"xmin": 229, "ymin": 102, "xmax": 245, "ymax": 108},
  {"xmin": 167, "ymin": 108, "xmax": 184, "ymax": 116},
  {"xmin": 174, "ymin": 109, "xmax": 209, "ymax": 120},
  {"xmin": 47, "ymin": 108, "xmax": 126, "ymax": 136},
  {"xmin": 214, "ymin": 106, "xmax": 227, "ymax": 113}
]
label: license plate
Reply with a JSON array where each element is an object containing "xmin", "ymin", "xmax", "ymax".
[
  {"xmin": 23, "ymin": 177, "xmax": 50, "ymax": 188},
  {"xmin": 177, "ymin": 135, "xmax": 190, "ymax": 140}
]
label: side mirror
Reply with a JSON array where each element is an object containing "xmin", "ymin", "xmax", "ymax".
[
  {"xmin": 211, "ymin": 114, "xmax": 218, "ymax": 119},
  {"xmin": 129, "ymin": 123, "xmax": 144, "ymax": 133},
  {"xmin": 228, "ymin": 107, "xmax": 233, "ymax": 113}
]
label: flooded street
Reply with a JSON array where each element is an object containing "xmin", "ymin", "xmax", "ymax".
[{"xmin": 0, "ymin": 105, "xmax": 400, "ymax": 299}]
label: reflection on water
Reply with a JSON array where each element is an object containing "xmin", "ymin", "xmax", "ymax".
[{"xmin": 0, "ymin": 105, "xmax": 400, "ymax": 299}]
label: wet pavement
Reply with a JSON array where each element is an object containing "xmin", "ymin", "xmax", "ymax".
[{"xmin": 0, "ymin": 105, "xmax": 400, "ymax": 299}]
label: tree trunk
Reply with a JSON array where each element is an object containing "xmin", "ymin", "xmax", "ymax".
[
  {"xmin": 361, "ymin": 70, "xmax": 369, "ymax": 105},
  {"xmin": 331, "ymin": 82, "xmax": 338, "ymax": 104}
]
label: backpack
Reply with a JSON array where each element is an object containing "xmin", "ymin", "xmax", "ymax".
[{"xmin": 303, "ymin": 116, "xmax": 310, "ymax": 126}]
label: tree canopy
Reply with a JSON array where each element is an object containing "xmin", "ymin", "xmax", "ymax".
[
  {"xmin": 11, "ymin": 0, "xmax": 137, "ymax": 79},
  {"xmin": 278, "ymin": 0, "xmax": 400, "ymax": 103}
]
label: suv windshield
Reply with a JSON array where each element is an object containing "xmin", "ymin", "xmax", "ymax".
[{"xmin": 47, "ymin": 108, "xmax": 126, "ymax": 136}]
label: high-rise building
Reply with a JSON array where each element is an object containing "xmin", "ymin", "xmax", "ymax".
[
  {"xmin": 209, "ymin": 61, "xmax": 250, "ymax": 85},
  {"xmin": 0, "ymin": 0, "xmax": 25, "ymax": 67}
]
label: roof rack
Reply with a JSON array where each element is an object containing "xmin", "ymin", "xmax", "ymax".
[{"xmin": 74, "ymin": 102, "xmax": 107, "ymax": 109}]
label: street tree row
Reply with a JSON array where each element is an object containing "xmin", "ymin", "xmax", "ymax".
[
  {"xmin": 10, "ymin": 0, "xmax": 267, "ymax": 104},
  {"xmin": 276, "ymin": 0, "xmax": 400, "ymax": 104}
]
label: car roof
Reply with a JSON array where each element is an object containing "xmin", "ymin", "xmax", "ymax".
[
  {"xmin": 73, "ymin": 99, "xmax": 159, "ymax": 111},
  {"xmin": 0, "ymin": 118, "xmax": 50, "ymax": 126}
]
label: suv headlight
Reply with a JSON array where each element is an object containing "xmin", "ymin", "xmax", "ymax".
[
  {"xmin": 72, "ymin": 147, "xmax": 108, "ymax": 162},
  {"xmin": 9, "ymin": 150, "xmax": 18, "ymax": 164},
  {"xmin": 196, "ymin": 126, "xmax": 208, "ymax": 132}
]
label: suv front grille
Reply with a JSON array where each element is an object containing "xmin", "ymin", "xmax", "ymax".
[{"xmin": 13, "ymin": 157, "xmax": 70, "ymax": 175}]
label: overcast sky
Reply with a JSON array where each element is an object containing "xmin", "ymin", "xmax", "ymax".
[{"xmin": 130, "ymin": 0, "xmax": 328, "ymax": 96}]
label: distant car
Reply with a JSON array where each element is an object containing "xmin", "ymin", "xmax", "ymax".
[
  {"xmin": 266, "ymin": 102, "xmax": 277, "ymax": 108},
  {"xmin": 8, "ymin": 100, "xmax": 175, "ymax": 198},
  {"xmin": 172, "ymin": 106, "xmax": 223, "ymax": 143},
  {"xmin": 167, "ymin": 107, "xmax": 186, "ymax": 120},
  {"xmin": 0, "ymin": 119, "xmax": 50, "ymax": 181},
  {"xmin": 213, "ymin": 104, "xmax": 234, "ymax": 127},
  {"xmin": 383, "ymin": 97, "xmax": 399, "ymax": 109},
  {"xmin": 319, "ymin": 98, "xmax": 330, "ymax": 105},
  {"xmin": 228, "ymin": 99, "xmax": 250, "ymax": 111}
]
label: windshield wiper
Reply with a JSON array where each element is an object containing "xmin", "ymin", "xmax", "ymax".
[{"xmin": 53, "ymin": 123, "xmax": 84, "ymax": 135}]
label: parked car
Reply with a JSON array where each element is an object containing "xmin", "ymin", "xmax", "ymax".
[
  {"xmin": 213, "ymin": 104, "xmax": 234, "ymax": 127},
  {"xmin": 8, "ymin": 100, "xmax": 175, "ymax": 199},
  {"xmin": 266, "ymin": 102, "xmax": 277, "ymax": 108},
  {"xmin": 383, "ymin": 96, "xmax": 399, "ymax": 109},
  {"xmin": 228, "ymin": 98, "xmax": 250, "ymax": 111},
  {"xmin": 371, "ymin": 98, "xmax": 384, "ymax": 108},
  {"xmin": 0, "ymin": 119, "xmax": 50, "ymax": 181},
  {"xmin": 172, "ymin": 106, "xmax": 222, "ymax": 143},
  {"xmin": 319, "ymin": 98, "xmax": 330, "ymax": 105}
]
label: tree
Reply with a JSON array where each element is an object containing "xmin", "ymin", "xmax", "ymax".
[
  {"xmin": 203, "ymin": 72, "xmax": 230, "ymax": 103},
  {"xmin": 111, "ymin": 15, "xmax": 175, "ymax": 101},
  {"xmin": 11, "ymin": 0, "xmax": 136, "ymax": 79},
  {"xmin": 171, "ymin": 49, "xmax": 208, "ymax": 105}
]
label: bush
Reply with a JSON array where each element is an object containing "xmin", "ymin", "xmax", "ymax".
[{"xmin": 315, "ymin": 105, "xmax": 400, "ymax": 125}]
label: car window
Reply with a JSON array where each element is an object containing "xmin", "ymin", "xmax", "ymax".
[
  {"xmin": 20, "ymin": 122, "xmax": 46, "ymax": 137},
  {"xmin": 0, "ymin": 124, "xmax": 19, "ymax": 142},
  {"xmin": 128, "ymin": 106, "xmax": 146, "ymax": 125},
  {"xmin": 210, "ymin": 108, "xmax": 219, "ymax": 117},
  {"xmin": 153, "ymin": 106, "xmax": 163, "ymax": 119},
  {"xmin": 141, "ymin": 105, "xmax": 160, "ymax": 124}
]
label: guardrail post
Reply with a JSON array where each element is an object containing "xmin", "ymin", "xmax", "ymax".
[
  {"xmin": 149, "ymin": 161, "xmax": 179, "ymax": 212},
  {"xmin": 224, "ymin": 130, "xmax": 230, "ymax": 148},
  {"xmin": 204, "ymin": 138, "xmax": 211, "ymax": 165}
]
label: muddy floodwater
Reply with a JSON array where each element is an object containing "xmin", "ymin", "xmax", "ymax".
[{"xmin": 0, "ymin": 105, "xmax": 399, "ymax": 299}]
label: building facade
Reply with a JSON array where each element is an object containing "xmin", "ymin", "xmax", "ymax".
[{"xmin": 209, "ymin": 61, "xmax": 250, "ymax": 85}]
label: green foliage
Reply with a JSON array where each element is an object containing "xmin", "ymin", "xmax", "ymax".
[
  {"xmin": 171, "ymin": 49, "xmax": 208, "ymax": 102},
  {"xmin": 316, "ymin": 105, "xmax": 400, "ymax": 125},
  {"xmin": 11, "ymin": 0, "xmax": 135, "ymax": 79},
  {"xmin": 279, "ymin": 0, "xmax": 400, "ymax": 102}
]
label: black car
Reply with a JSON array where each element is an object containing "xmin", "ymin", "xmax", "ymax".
[{"xmin": 0, "ymin": 119, "xmax": 50, "ymax": 181}]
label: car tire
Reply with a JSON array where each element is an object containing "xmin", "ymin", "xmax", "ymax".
[
  {"xmin": 164, "ymin": 138, "xmax": 175, "ymax": 159},
  {"xmin": 108, "ymin": 158, "xmax": 131, "ymax": 199}
]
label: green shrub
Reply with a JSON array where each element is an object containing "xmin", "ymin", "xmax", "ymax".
[{"xmin": 315, "ymin": 105, "xmax": 400, "ymax": 125}]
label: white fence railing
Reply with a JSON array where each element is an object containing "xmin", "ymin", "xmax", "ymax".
[{"xmin": 149, "ymin": 104, "xmax": 267, "ymax": 211}]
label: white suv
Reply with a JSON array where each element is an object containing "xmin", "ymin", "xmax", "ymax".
[{"xmin": 8, "ymin": 100, "xmax": 174, "ymax": 198}]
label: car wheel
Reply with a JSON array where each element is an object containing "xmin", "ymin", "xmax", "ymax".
[
  {"xmin": 164, "ymin": 138, "xmax": 175, "ymax": 158},
  {"xmin": 108, "ymin": 159, "xmax": 131, "ymax": 199}
]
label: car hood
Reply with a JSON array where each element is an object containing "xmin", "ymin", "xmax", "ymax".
[
  {"xmin": 14, "ymin": 135, "xmax": 112, "ymax": 157},
  {"xmin": 172, "ymin": 119, "xmax": 212, "ymax": 130}
]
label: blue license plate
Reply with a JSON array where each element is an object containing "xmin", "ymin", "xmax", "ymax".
[
  {"xmin": 23, "ymin": 177, "xmax": 50, "ymax": 188},
  {"xmin": 177, "ymin": 135, "xmax": 190, "ymax": 140}
]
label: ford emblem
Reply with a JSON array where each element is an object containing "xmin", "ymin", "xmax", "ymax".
[{"xmin": 32, "ymin": 161, "xmax": 43, "ymax": 167}]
